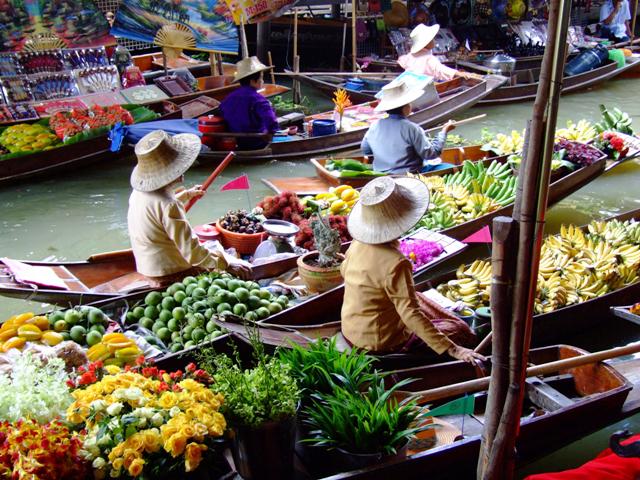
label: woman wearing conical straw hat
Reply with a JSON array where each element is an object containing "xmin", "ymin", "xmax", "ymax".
[
  {"xmin": 340, "ymin": 176, "xmax": 485, "ymax": 363},
  {"xmin": 219, "ymin": 56, "xmax": 279, "ymax": 151},
  {"xmin": 128, "ymin": 130, "xmax": 252, "ymax": 287},
  {"xmin": 398, "ymin": 23, "xmax": 481, "ymax": 81},
  {"xmin": 361, "ymin": 79, "xmax": 456, "ymax": 174}
]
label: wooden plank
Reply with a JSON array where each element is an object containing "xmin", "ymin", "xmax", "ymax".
[{"xmin": 526, "ymin": 378, "xmax": 574, "ymax": 412}]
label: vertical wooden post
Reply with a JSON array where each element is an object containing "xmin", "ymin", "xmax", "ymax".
[
  {"xmin": 209, "ymin": 52, "xmax": 216, "ymax": 77},
  {"xmin": 256, "ymin": 20, "xmax": 271, "ymax": 63},
  {"xmin": 267, "ymin": 51, "xmax": 276, "ymax": 84},
  {"xmin": 293, "ymin": 8, "xmax": 299, "ymax": 60},
  {"xmin": 352, "ymin": 0, "xmax": 357, "ymax": 72},
  {"xmin": 631, "ymin": 0, "xmax": 639, "ymax": 42},
  {"xmin": 340, "ymin": 22, "xmax": 347, "ymax": 71},
  {"xmin": 216, "ymin": 53, "xmax": 224, "ymax": 76},
  {"xmin": 293, "ymin": 55, "xmax": 301, "ymax": 104}
]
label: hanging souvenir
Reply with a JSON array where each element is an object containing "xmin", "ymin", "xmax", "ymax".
[{"xmin": 473, "ymin": 0, "xmax": 494, "ymax": 24}]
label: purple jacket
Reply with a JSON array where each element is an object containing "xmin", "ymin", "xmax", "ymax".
[{"xmin": 219, "ymin": 86, "xmax": 279, "ymax": 150}]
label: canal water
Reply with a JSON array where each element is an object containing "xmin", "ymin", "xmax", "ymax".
[{"xmin": 1, "ymin": 76, "xmax": 640, "ymax": 476}]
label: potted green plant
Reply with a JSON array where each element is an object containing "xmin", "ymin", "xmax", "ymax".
[
  {"xmin": 302, "ymin": 375, "xmax": 430, "ymax": 476},
  {"xmin": 197, "ymin": 329, "xmax": 300, "ymax": 480},
  {"xmin": 296, "ymin": 213, "xmax": 345, "ymax": 293}
]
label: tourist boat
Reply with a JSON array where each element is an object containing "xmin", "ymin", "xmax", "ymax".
[
  {"xmin": 195, "ymin": 75, "xmax": 507, "ymax": 163},
  {"xmin": 253, "ymin": 206, "xmax": 640, "ymax": 348},
  {"xmin": 263, "ymin": 144, "xmax": 504, "ymax": 195},
  {"xmin": 301, "ymin": 57, "xmax": 640, "ymax": 106},
  {"xmin": 0, "ymin": 100, "xmax": 182, "ymax": 187},
  {"xmin": 0, "ymin": 152, "xmax": 604, "ymax": 307}
]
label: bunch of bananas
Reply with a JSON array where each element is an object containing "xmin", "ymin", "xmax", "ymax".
[
  {"xmin": 86, "ymin": 332, "xmax": 143, "ymax": 366},
  {"xmin": 595, "ymin": 105, "xmax": 634, "ymax": 135},
  {"xmin": 409, "ymin": 160, "xmax": 517, "ymax": 231},
  {"xmin": 436, "ymin": 218, "xmax": 640, "ymax": 313},
  {"xmin": 555, "ymin": 120, "xmax": 597, "ymax": 143},
  {"xmin": 482, "ymin": 130, "xmax": 525, "ymax": 155}
]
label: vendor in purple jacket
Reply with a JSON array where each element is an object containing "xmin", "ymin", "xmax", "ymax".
[{"xmin": 220, "ymin": 56, "xmax": 279, "ymax": 150}]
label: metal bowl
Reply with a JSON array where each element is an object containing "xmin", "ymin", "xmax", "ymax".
[
  {"xmin": 262, "ymin": 219, "xmax": 299, "ymax": 237},
  {"xmin": 483, "ymin": 54, "xmax": 516, "ymax": 75}
]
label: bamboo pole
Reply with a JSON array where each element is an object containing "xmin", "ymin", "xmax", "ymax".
[
  {"xmin": 340, "ymin": 22, "xmax": 347, "ymax": 71},
  {"xmin": 293, "ymin": 8, "xmax": 299, "ymax": 60},
  {"xmin": 293, "ymin": 55, "xmax": 301, "ymax": 104},
  {"xmin": 274, "ymin": 71, "xmax": 398, "ymax": 77},
  {"xmin": 216, "ymin": 53, "xmax": 224, "ymax": 76},
  {"xmin": 351, "ymin": 0, "xmax": 357, "ymax": 72},
  {"xmin": 479, "ymin": 0, "xmax": 573, "ymax": 477},
  {"xmin": 477, "ymin": 216, "xmax": 518, "ymax": 477},
  {"xmin": 631, "ymin": 0, "xmax": 639, "ymax": 42},
  {"xmin": 403, "ymin": 340, "xmax": 640, "ymax": 404},
  {"xmin": 267, "ymin": 51, "xmax": 276, "ymax": 84},
  {"xmin": 209, "ymin": 52, "xmax": 216, "ymax": 77}
]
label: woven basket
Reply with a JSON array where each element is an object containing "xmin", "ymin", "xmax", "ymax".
[{"xmin": 216, "ymin": 221, "xmax": 267, "ymax": 255}]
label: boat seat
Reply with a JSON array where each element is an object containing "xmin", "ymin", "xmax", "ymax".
[{"xmin": 91, "ymin": 272, "xmax": 150, "ymax": 294}]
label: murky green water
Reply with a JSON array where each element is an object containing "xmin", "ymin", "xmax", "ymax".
[{"xmin": 1, "ymin": 76, "xmax": 640, "ymax": 475}]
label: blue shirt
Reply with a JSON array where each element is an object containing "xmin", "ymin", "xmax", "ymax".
[
  {"xmin": 219, "ymin": 86, "xmax": 279, "ymax": 150},
  {"xmin": 361, "ymin": 114, "xmax": 446, "ymax": 174},
  {"xmin": 600, "ymin": 0, "xmax": 631, "ymax": 37}
]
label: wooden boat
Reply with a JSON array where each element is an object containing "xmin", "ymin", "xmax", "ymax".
[
  {"xmin": 195, "ymin": 75, "xmax": 507, "ymax": 163},
  {"xmin": 318, "ymin": 344, "xmax": 634, "ymax": 479},
  {"xmin": 257, "ymin": 203, "xmax": 637, "ymax": 348},
  {"xmin": 298, "ymin": 56, "xmax": 640, "ymax": 107},
  {"xmin": 0, "ymin": 101, "xmax": 181, "ymax": 187}
]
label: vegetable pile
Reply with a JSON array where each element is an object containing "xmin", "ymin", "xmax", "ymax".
[
  {"xmin": 595, "ymin": 104, "xmax": 634, "ymax": 135},
  {"xmin": 218, "ymin": 209, "xmax": 265, "ymax": 234},
  {"xmin": 126, "ymin": 272, "xmax": 290, "ymax": 353},
  {"xmin": 555, "ymin": 119, "xmax": 597, "ymax": 143},
  {"xmin": 325, "ymin": 158, "xmax": 386, "ymax": 178},
  {"xmin": 409, "ymin": 159, "xmax": 517, "ymax": 231}
]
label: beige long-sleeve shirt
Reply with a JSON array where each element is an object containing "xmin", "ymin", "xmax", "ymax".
[
  {"xmin": 127, "ymin": 188, "xmax": 227, "ymax": 278},
  {"xmin": 340, "ymin": 241, "xmax": 453, "ymax": 354}
]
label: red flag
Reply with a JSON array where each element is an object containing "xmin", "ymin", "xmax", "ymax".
[
  {"xmin": 220, "ymin": 174, "xmax": 250, "ymax": 191},
  {"xmin": 462, "ymin": 226, "xmax": 492, "ymax": 244}
]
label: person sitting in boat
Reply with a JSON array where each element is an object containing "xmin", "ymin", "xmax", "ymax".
[
  {"xmin": 340, "ymin": 176, "xmax": 485, "ymax": 363},
  {"xmin": 398, "ymin": 23, "xmax": 482, "ymax": 82},
  {"xmin": 600, "ymin": 0, "xmax": 631, "ymax": 43},
  {"xmin": 127, "ymin": 130, "xmax": 252, "ymax": 287},
  {"xmin": 361, "ymin": 79, "xmax": 456, "ymax": 174},
  {"xmin": 219, "ymin": 56, "xmax": 279, "ymax": 151}
]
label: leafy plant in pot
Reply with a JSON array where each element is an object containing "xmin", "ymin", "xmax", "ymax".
[
  {"xmin": 302, "ymin": 375, "xmax": 431, "ymax": 476},
  {"xmin": 196, "ymin": 328, "xmax": 300, "ymax": 480},
  {"xmin": 296, "ymin": 212, "xmax": 345, "ymax": 293}
]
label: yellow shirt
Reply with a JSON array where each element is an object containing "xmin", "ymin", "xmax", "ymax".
[
  {"xmin": 340, "ymin": 240, "xmax": 453, "ymax": 354},
  {"xmin": 127, "ymin": 189, "xmax": 227, "ymax": 277}
]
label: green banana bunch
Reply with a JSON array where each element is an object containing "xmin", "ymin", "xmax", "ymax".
[{"xmin": 595, "ymin": 104, "xmax": 634, "ymax": 135}]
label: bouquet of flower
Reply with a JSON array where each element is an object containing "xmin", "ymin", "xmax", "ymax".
[
  {"xmin": 594, "ymin": 132, "xmax": 629, "ymax": 160},
  {"xmin": 66, "ymin": 359, "xmax": 227, "ymax": 479},
  {"xmin": 0, "ymin": 419, "xmax": 88, "ymax": 480},
  {"xmin": 399, "ymin": 239, "xmax": 445, "ymax": 271},
  {"xmin": 332, "ymin": 88, "xmax": 352, "ymax": 132},
  {"xmin": 0, "ymin": 352, "xmax": 73, "ymax": 424}
]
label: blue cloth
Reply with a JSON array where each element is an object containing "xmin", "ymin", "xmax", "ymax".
[
  {"xmin": 219, "ymin": 85, "xmax": 279, "ymax": 150},
  {"xmin": 361, "ymin": 114, "xmax": 446, "ymax": 174},
  {"xmin": 421, "ymin": 162, "xmax": 455, "ymax": 172},
  {"xmin": 110, "ymin": 119, "xmax": 201, "ymax": 152}
]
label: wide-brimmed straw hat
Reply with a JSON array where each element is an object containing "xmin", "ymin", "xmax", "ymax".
[
  {"xmin": 233, "ymin": 56, "xmax": 272, "ymax": 83},
  {"xmin": 410, "ymin": 23, "xmax": 440, "ymax": 54},
  {"xmin": 348, "ymin": 176, "xmax": 430, "ymax": 244},
  {"xmin": 374, "ymin": 79, "xmax": 428, "ymax": 112},
  {"xmin": 130, "ymin": 130, "xmax": 201, "ymax": 192}
]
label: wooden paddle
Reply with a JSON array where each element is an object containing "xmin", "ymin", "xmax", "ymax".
[
  {"xmin": 424, "ymin": 114, "xmax": 487, "ymax": 134},
  {"xmin": 185, "ymin": 151, "xmax": 235, "ymax": 211},
  {"xmin": 88, "ymin": 152, "xmax": 235, "ymax": 264},
  {"xmin": 400, "ymin": 341, "xmax": 640, "ymax": 404}
]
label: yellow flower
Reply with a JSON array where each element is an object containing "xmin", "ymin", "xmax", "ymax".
[
  {"xmin": 112, "ymin": 458, "xmax": 124, "ymax": 473},
  {"xmin": 178, "ymin": 379, "xmax": 200, "ymax": 392},
  {"xmin": 128, "ymin": 458, "xmax": 145, "ymax": 477},
  {"xmin": 123, "ymin": 448, "xmax": 140, "ymax": 469},
  {"xmin": 105, "ymin": 365, "xmax": 121, "ymax": 375},
  {"xmin": 184, "ymin": 443, "xmax": 207, "ymax": 472},
  {"xmin": 125, "ymin": 434, "xmax": 145, "ymax": 452},
  {"xmin": 157, "ymin": 392, "xmax": 179, "ymax": 409},
  {"xmin": 179, "ymin": 424, "xmax": 196, "ymax": 439},
  {"xmin": 164, "ymin": 433, "xmax": 188, "ymax": 457},
  {"xmin": 141, "ymin": 429, "xmax": 162, "ymax": 453},
  {"xmin": 193, "ymin": 423, "xmax": 208, "ymax": 442}
]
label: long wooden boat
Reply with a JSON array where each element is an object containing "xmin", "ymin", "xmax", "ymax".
[
  {"xmin": 0, "ymin": 152, "xmax": 603, "ymax": 307},
  {"xmin": 263, "ymin": 145, "xmax": 504, "ymax": 195},
  {"xmin": 195, "ymin": 75, "xmax": 507, "ymax": 163},
  {"xmin": 318, "ymin": 344, "xmax": 635, "ymax": 479},
  {"xmin": 258, "ymin": 205, "xmax": 639, "ymax": 348},
  {"xmin": 0, "ymin": 101, "xmax": 182, "ymax": 187},
  {"xmin": 480, "ymin": 57, "xmax": 640, "ymax": 105},
  {"xmin": 297, "ymin": 56, "xmax": 640, "ymax": 107}
]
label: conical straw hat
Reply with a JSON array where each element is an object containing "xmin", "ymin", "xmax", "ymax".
[
  {"xmin": 130, "ymin": 130, "xmax": 201, "ymax": 192},
  {"xmin": 233, "ymin": 56, "xmax": 273, "ymax": 83},
  {"xmin": 348, "ymin": 176, "xmax": 430, "ymax": 244},
  {"xmin": 410, "ymin": 23, "xmax": 440, "ymax": 54},
  {"xmin": 374, "ymin": 79, "xmax": 428, "ymax": 112}
]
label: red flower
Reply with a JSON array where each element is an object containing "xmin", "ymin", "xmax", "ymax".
[
  {"xmin": 186, "ymin": 363, "xmax": 196, "ymax": 373},
  {"xmin": 135, "ymin": 355, "xmax": 145, "ymax": 366}
]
